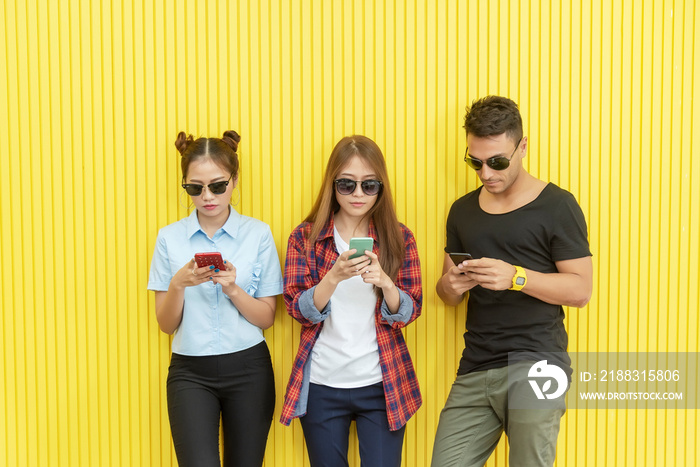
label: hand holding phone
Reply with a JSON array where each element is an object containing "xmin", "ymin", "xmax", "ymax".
[
  {"xmin": 348, "ymin": 237, "xmax": 374, "ymax": 259},
  {"xmin": 194, "ymin": 252, "xmax": 226, "ymax": 271},
  {"xmin": 448, "ymin": 252, "xmax": 473, "ymax": 266}
]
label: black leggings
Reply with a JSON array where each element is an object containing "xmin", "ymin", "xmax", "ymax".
[{"xmin": 166, "ymin": 342, "xmax": 276, "ymax": 467}]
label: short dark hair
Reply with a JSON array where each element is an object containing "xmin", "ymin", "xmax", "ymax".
[{"xmin": 463, "ymin": 95, "xmax": 523, "ymax": 143}]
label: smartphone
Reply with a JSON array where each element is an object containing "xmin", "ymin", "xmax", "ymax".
[
  {"xmin": 194, "ymin": 252, "xmax": 226, "ymax": 271},
  {"xmin": 348, "ymin": 237, "xmax": 374, "ymax": 259},
  {"xmin": 448, "ymin": 252, "xmax": 473, "ymax": 266}
]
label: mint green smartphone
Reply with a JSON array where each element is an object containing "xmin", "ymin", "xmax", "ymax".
[{"xmin": 348, "ymin": 237, "xmax": 374, "ymax": 259}]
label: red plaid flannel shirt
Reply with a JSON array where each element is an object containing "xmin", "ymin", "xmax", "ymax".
[{"xmin": 279, "ymin": 217, "xmax": 423, "ymax": 430}]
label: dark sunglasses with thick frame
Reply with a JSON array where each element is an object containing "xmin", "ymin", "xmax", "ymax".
[
  {"xmin": 464, "ymin": 137, "xmax": 523, "ymax": 171},
  {"xmin": 182, "ymin": 173, "xmax": 234, "ymax": 196},
  {"xmin": 334, "ymin": 178, "xmax": 383, "ymax": 196}
]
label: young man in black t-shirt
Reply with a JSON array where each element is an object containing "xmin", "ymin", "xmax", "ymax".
[{"xmin": 432, "ymin": 96, "xmax": 593, "ymax": 467}]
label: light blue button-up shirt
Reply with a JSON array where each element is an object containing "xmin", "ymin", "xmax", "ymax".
[{"xmin": 148, "ymin": 209, "xmax": 283, "ymax": 356}]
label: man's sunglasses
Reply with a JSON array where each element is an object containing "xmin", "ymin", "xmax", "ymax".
[
  {"xmin": 334, "ymin": 178, "xmax": 383, "ymax": 196},
  {"xmin": 464, "ymin": 137, "xmax": 523, "ymax": 171},
  {"xmin": 182, "ymin": 174, "xmax": 234, "ymax": 196}
]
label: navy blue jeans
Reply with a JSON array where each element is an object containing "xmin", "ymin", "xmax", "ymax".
[
  {"xmin": 300, "ymin": 382, "xmax": 406, "ymax": 467},
  {"xmin": 166, "ymin": 342, "xmax": 275, "ymax": 467}
]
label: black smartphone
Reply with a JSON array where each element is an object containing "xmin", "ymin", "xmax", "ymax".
[{"xmin": 448, "ymin": 252, "xmax": 473, "ymax": 266}]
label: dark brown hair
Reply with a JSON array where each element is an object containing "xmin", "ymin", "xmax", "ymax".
[
  {"xmin": 174, "ymin": 130, "xmax": 241, "ymax": 180},
  {"xmin": 305, "ymin": 135, "xmax": 405, "ymax": 281},
  {"xmin": 463, "ymin": 95, "xmax": 523, "ymax": 144}
]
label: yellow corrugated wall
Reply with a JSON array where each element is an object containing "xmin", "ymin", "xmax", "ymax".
[{"xmin": 1, "ymin": 0, "xmax": 698, "ymax": 466}]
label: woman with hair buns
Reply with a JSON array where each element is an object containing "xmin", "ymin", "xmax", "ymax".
[
  {"xmin": 147, "ymin": 130, "xmax": 282, "ymax": 466},
  {"xmin": 280, "ymin": 135, "xmax": 422, "ymax": 466}
]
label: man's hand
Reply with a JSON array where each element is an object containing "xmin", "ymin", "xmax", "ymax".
[
  {"xmin": 436, "ymin": 253, "xmax": 479, "ymax": 306},
  {"xmin": 462, "ymin": 257, "xmax": 515, "ymax": 291},
  {"xmin": 443, "ymin": 263, "xmax": 480, "ymax": 296}
]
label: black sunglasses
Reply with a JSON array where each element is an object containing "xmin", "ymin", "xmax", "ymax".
[
  {"xmin": 182, "ymin": 174, "xmax": 234, "ymax": 196},
  {"xmin": 464, "ymin": 137, "xmax": 523, "ymax": 171},
  {"xmin": 334, "ymin": 178, "xmax": 383, "ymax": 196}
]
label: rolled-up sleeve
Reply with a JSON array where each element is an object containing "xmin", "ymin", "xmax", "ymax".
[
  {"xmin": 380, "ymin": 287, "xmax": 414, "ymax": 324},
  {"xmin": 297, "ymin": 286, "xmax": 332, "ymax": 324}
]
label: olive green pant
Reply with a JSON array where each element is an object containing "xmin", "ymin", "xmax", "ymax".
[{"xmin": 431, "ymin": 362, "xmax": 566, "ymax": 467}]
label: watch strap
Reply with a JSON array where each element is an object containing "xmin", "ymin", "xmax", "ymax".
[{"xmin": 509, "ymin": 265, "xmax": 527, "ymax": 291}]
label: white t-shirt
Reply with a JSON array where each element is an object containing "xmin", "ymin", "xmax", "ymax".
[{"xmin": 309, "ymin": 228, "xmax": 382, "ymax": 387}]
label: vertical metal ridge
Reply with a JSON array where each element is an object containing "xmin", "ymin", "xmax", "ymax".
[{"xmin": 2, "ymin": 3, "xmax": 17, "ymax": 466}]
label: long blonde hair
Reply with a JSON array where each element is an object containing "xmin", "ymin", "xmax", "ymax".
[{"xmin": 305, "ymin": 135, "xmax": 405, "ymax": 281}]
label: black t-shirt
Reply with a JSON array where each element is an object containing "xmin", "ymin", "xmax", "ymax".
[{"xmin": 445, "ymin": 183, "xmax": 591, "ymax": 375}]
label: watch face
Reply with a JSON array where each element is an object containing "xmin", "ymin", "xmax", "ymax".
[{"xmin": 516, "ymin": 277, "xmax": 526, "ymax": 286}]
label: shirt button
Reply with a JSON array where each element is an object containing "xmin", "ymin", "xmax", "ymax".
[{"xmin": 331, "ymin": 260, "xmax": 336, "ymax": 264}]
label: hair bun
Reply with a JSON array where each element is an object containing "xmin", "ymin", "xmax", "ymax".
[
  {"xmin": 175, "ymin": 131, "xmax": 194, "ymax": 155},
  {"xmin": 222, "ymin": 130, "xmax": 241, "ymax": 153}
]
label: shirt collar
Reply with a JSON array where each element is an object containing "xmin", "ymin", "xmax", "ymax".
[
  {"xmin": 318, "ymin": 213, "xmax": 379, "ymax": 243},
  {"xmin": 185, "ymin": 207, "xmax": 241, "ymax": 239}
]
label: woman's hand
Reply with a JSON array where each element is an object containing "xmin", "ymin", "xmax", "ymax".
[
  {"xmin": 171, "ymin": 258, "xmax": 217, "ymax": 290},
  {"xmin": 211, "ymin": 260, "xmax": 276, "ymax": 329},
  {"xmin": 155, "ymin": 258, "xmax": 217, "ymax": 335},
  {"xmin": 312, "ymin": 249, "xmax": 371, "ymax": 311},
  {"xmin": 212, "ymin": 260, "xmax": 240, "ymax": 297},
  {"xmin": 326, "ymin": 250, "xmax": 371, "ymax": 285},
  {"xmin": 361, "ymin": 251, "xmax": 394, "ymax": 290},
  {"xmin": 362, "ymin": 250, "xmax": 402, "ymax": 313}
]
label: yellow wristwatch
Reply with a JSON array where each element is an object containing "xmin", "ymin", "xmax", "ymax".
[{"xmin": 509, "ymin": 265, "xmax": 527, "ymax": 291}]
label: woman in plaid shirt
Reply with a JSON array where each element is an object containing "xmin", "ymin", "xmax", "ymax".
[{"xmin": 280, "ymin": 135, "xmax": 422, "ymax": 467}]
